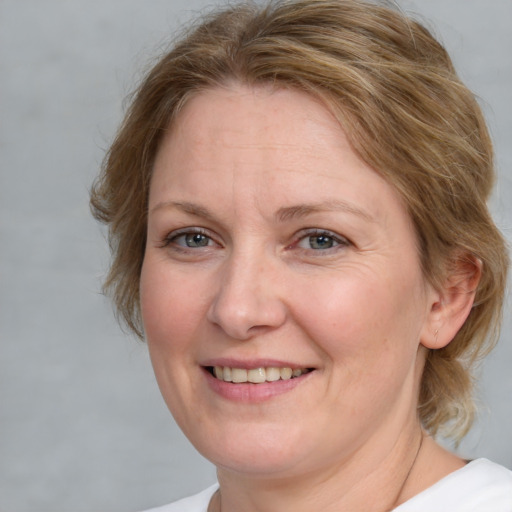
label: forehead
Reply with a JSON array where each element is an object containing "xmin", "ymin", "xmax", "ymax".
[
  {"xmin": 150, "ymin": 84, "xmax": 409, "ymax": 226},
  {"xmin": 166, "ymin": 84, "xmax": 344, "ymax": 154},
  {"xmin": 154, "ymin": 85, "xmax": 362, "ymax": 180}
]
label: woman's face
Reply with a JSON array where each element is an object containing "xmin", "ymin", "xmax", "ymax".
[{"xmin": 141, "ymin": 85, "xmax": 438, "ymax": 478}]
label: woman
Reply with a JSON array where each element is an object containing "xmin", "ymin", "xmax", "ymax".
[{"xmin": 90, "ymin": 0, "xmax": 511, "ymax": 510}]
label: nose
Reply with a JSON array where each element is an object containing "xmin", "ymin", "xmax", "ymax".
[{"xmin": 206, "ymin": 250, "xmax": 287, "ymax": 340}]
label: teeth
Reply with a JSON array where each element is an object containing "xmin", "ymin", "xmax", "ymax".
[
  {"xmin": 231, "ymin": 368, "xmax": 248, "ymax": 383},
  {"xmin": 248, "ymin": 368, "xmax": 266, "ymax": 383},
  {"xmin": 280, "ymin": 367, "xmax": 293, "ymax": 380},
  {"xmin": 266, "ymin": 367, "xmax": 281, "ymax": 382},
  {"xmin": 223, "ymin": 366, "xmax": 232, "ymax": 382},
  {"xmin": 212, "ymin": 366, "xmax": 309, "ymax": 383}
]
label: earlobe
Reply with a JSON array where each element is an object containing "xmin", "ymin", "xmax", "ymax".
[{"xmin": 421, "ymin": 256, "xmax": 482, "ymax": 350}]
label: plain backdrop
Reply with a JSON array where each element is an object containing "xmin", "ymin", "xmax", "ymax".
[{"xmin": 1, "ymin": 1, "xmax": 511, "ymax": 511}]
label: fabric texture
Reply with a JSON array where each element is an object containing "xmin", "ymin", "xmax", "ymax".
[
  {"xmin": 142, "ymin": 484, "xmax": 218, "ymax": 512},
  {"xmin": 142, "ymin": 459, "xmax": 512, "ymax": 512},
  {"xmin": 393, "ymin": 458, "xmax": 512, "ymax": 511}
]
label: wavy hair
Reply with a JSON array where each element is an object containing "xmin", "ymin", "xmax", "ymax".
[{"xmin": 91, "ymin": 0, "xmax": 509, "ymax": 440}]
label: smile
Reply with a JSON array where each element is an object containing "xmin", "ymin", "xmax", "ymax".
[{"xmin": 208, "ymin": 366, "xmax": 312, "ymax": 383}]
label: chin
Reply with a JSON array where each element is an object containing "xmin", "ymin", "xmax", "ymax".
[{"xmin": 190, "ymin": 421, "xmax": 315, "ymax": 477}]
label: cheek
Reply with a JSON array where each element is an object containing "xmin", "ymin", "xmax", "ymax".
[
  {"xmin": 292, "ymin": 268, "xmax": 425, "ymax": 375},
  {"xmin": 139, "ymin": 258, "xmax": 209, "ymax": 423},
  {"xmin": 140, "ymin": 258, "xmax": 206, "ymax": 353},
  {"xmin": 294, "ymin": 273, "xmax": 426, "ymax": 427}
]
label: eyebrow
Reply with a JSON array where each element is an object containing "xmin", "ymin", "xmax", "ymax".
[
  {"xmin": 275, "ymin": 200, "xmax": 375, "ymax": 223},
  {"xmin": 149, "ymin": 201, "xmax": 217, "ymax": 220},
  {"xmin": 149, "ymin": 199, "xmax": 374, "ymax": 223}
]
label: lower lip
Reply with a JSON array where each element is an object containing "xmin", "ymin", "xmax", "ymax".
[{"xmin": 203, "ymin": 368, "xmax": 313, "ymax": 402}]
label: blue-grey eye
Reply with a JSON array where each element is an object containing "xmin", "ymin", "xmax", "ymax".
[
  {"xmin": 183, "ymin": 233, "xmax": 210, "ymax": 247},
  {"xmin": 296, "ymin": 231, "xmax": 347, "ymax": 251},
  {"xmin": 167, "ymin": 231, "xmax": 212, "ymax": 248},
  {"xmin": 308, "ymin": 234, "xmax": 336, "ymax": 249}
]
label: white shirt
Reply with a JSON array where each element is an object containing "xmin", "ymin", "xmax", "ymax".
[
  {"xmin": 143, "ymin": 458, "xmax": 512, "ymax": 512},
  {"xmin": 394, "ymin": 458, "xmax": 512, "ymax": 512}
]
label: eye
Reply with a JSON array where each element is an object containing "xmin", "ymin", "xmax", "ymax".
[
  {"xmin": 162, "ymin": 228, "xmax": 216, "ymax": 249},
  {"xmin": 295, "ymin": 230, "xmax": 349, "ymax": 251},
  {"xmin": 179, "ymin": 232, "xmax": 212, "ymax": 248}
]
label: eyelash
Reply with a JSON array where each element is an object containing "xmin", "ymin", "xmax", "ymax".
[
  {"xmin": 160, "ymin": 228, "xmax": 218, "ymax": 250},
  {"xmin": 159, "ymin": 228, "xmax": 351, "ymax": 253},
  {"xmin": 293, "ymin": 229, "xmax": 350, "ymax": 252}
]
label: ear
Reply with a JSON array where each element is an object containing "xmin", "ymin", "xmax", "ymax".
[{"xmin": 421, "ymin": 255, "xmax": 482, "ymax": 350}]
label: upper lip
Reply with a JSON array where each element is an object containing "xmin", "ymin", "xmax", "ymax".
[{"xmin": 200, "ymin": 358, "xmax": 315, "ymax": 370}]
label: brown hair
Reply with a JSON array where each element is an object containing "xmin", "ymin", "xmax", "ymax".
[{"xmin": 90, "ymin": 0, "xmax": 509, "ymax": 440}]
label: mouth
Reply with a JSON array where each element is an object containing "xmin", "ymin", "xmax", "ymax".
[{"xmin": 206, "ymin": 366, "xmax": 314, "ymax": 384}]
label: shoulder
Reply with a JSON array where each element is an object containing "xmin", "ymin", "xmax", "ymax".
[
  {"xmin": 395, "ymin": 459, "xmax": 512, "ymax": 512},
  {"xmin": 140, "ymin": 484, "xmax": 219, "ymax": 512}
]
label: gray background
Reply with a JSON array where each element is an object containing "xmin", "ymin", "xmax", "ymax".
[{"xmin": 1, "ymin": 1, "xmax": 511, "ymax": 511}]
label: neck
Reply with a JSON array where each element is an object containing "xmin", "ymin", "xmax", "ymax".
[{"xmin": 213, "ymin": 421, "xmax": 429, "ymax": 512}]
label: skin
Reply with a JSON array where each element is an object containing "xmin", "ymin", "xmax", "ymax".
[{"xmin": 140, "ymin": 84, "xmax": 473, "ymax": 511}]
